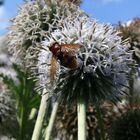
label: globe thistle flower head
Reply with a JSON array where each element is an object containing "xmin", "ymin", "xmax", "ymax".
[
  {"xmin": 8, "ymin": 0, "xmax": 85, "ymax": 66},
  {"xmin": 38, "ymin": 15, "xmax": 135, "ymax": 104},
  {"xmin": 46, "ymin": 0, "xmax": 82, "ymax": 6},
  {"xmin": 0, "ymin": 38, "xmax": 17, "ymax": 135},
  {"xmin": 0, "ymin": 36, "xmax": 17, "ymax": 80},
  {"xmin": 117, "ymin": 18, "xmax": 140, "ymax": 65}
]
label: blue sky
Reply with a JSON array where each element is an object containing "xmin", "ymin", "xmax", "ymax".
[
  {"xmin": 81, "ymin": 0, "xmax": 140, "ymax": 24},
  {"xmin": 0, "ymin": 0, "xmax": 140, "ymax": 35}
]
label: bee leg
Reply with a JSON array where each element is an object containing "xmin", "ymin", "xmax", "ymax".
[{"xmin": 77, "ymin": 58, "xmax": 84, "ymax": 70}]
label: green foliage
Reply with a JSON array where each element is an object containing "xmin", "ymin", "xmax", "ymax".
[
  {"xmin": 0, "ymin": 64, "xmax": 41, "ymax": 140},
  {"xmin": 109, "ymin": 109, "xmax": 140, "ymax": 140}
]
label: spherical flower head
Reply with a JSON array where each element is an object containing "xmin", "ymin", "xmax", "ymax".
[
  {"xmin": 0, "ymin": 36, "xmax": 17, "ymax": 135},
  {"xmin": 38, "ymin": 15, "xmax": 135, "ymax": 104},
  {"xmin": 46, "ymin": 0, "xmax": 82, "ymax": 6},
  {"xmin": 117, "ymin": 18, "xmax": 140, "ymax": 65},
  {"xmin": 8, "ymin": 0, "xmax": 85, "ymax": 67},
  {"xmin": 0, "ymin": 36, "xmax": 17, "ymax": 81}
]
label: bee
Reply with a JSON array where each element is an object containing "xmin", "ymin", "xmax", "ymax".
[{"xmin": 49, "ymin": 42, "xmax": 82, "ymax": 81}]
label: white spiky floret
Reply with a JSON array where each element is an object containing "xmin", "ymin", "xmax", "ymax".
[
  {"xmin": 37, "ymin": 48, "xmax": 52, "ymax": 90},
  {"xmin": 43, "ymin": 15, "xmax": 132, "ymax": 75}
]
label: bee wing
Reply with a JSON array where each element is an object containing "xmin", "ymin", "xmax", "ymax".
[
  {"xmin": 61, "ymin": 44, "xmax": 81, "ymax": 50},
  {"xmin": 50, "ymin": 55, "xmax": 57, "ymax": 81}
]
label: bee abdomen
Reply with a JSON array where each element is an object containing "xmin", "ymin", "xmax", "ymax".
[{"xmin": 61, "ymin": 56, "xmax": 78, "ymax": 69}]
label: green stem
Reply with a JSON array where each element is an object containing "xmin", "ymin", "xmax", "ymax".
[
  {"xmin": 19, "ymin": 76, "xmax": 26, "ymax": 140},
  {"xmin": 19, "ymin": 106, "xmax": 25, "ymax": 140},
  {"xmin": 95, "ymin": 104, "xmax": 106, "ymax": 140},
  {"xmin": 31, "ymin": 90, "xmax": 49, "ymax": 140},
  {"xmin": 45, "ymin": 97, "xmax": 60, "ymax": 140},
  {"xmin": 29, "ymin": 108, "xmax": 37, "ymax": 120},
  {"xmin": 77, "ymin": 97, "xmax": 86, "ymax": 140}
]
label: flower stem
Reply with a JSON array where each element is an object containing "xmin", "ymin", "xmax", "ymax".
[
  {"xmin": 45, "ymin": 97, "xmax": 60, "ymax": 140},
  {"xmin": 31, "ymin": 90, "xmax": 49, "ymax": 140},
  {"xmin": 77, "ymin": 97, "xmax": 86, "ymax": 140},
  {"xmin": 19, "ymin": 76, "xmax": 26, "ymax": 140},
  {"xmin": 29, "ymin": 108, "xmax": 37, "ymax": 120},
  {"xmin": 19, "ymin": 105, "xmax": 25, "ymax": 140}
]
